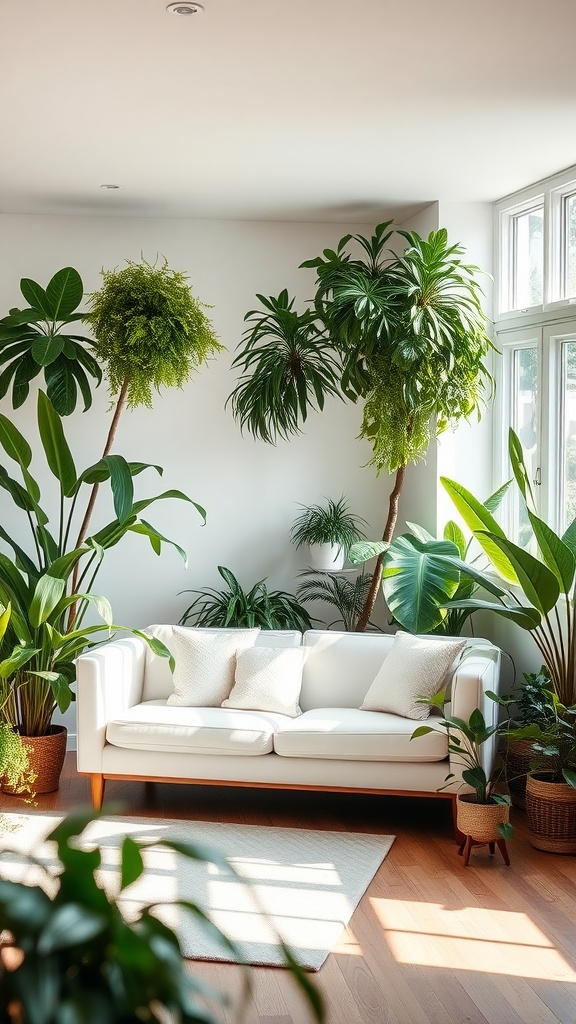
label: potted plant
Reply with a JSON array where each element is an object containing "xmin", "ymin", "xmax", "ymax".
[
  {"xmin": 495, "ymin": 667, "xmax": 556, "ymax": 810},
  {"xmin": 509, "ymin": 695, "xmax": 576, "ymax": 853},
  {"xmin": 412, "ymin": 698, "xmax": 511, "ymax": 865},
  {"xmin": 0, "ymin": 811, "xmax": 323, "ymax": 1023},
  {"xmin": 0, "ymin": 394, "xmax": 194, "ymax": 791},
  {"xmin": 180, "ymin": 566, "xmax": 313, "ymax": 631},
  {"xmin": 0, "ymin": 259, "xmax": 221, "ymax": 791},
  {"xmin": 290, "ymin": 496, "xmax": 367, "ymax": 570},
  {"xmin": 229, "ymin": 225, "xmax": 493, "ymax": 629}
]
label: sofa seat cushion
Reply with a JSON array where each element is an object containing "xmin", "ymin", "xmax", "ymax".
[
  {"xmin": 273, "ymin": 708, "xmax": 448, "ymax": 761},
  {"xmin": 106, "ymin": 700, "xmax": 291, "ymax": 756}
]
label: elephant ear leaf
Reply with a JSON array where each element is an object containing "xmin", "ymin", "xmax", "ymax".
[{"xmin": 382, "ymin": 535, "xmax": 461, "ymax": 634}]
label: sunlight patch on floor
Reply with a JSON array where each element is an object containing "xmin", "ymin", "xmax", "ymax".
[{"xmin": 370, "ymin": 897, "xmax": 576, "ymax": 981}]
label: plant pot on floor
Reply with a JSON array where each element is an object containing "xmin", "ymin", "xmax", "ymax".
[
  {"xmin": 502, "ymin": 736, "xmax": 537, "ymax": 810},
  {"xmin": 525, "ymin": 773, "xmax": 576, "ymax": 854},
  {"xmin": 457, "ymin": 792, "xmax": 510, "ymax": 843},
  {"xmin": 2, "ymin": 726, "xmax": 67, "ymax": 795}
]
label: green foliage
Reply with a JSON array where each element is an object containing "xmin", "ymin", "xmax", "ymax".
[
  {"xmin": 0, "ymin": 723, "xmax": 34, "ymax": 794},
  {"xmin": 229, "ymin": 227, "xmax": 493, "ymax": 474},
  {"xmin": 180, "ymin": 566, "xmax": 313, "ymax": 631},
  {"xmin": 0, "ymin": 268, "xmax": 101, "ymax": 415},
  {"xmin": 88, "ymin": 257, "xmax": 223, "ymax": 408},
  {"xmin": 508, "ymin": 694, "xmax": 576, "ymax": 788},
  {"xmin": 348, "ymin": 482, "xmax": 511, "ymax": 636},
  {"xmin": 0, "ymin": 811, "xmax": 324, "ymax": 1024},
  {"xmin": 228, "ymin": 290, "xmax": 342, "ymax": 442},
  {"xmin": 0, "ymin": 393, "xmax": 199, "ymax": 735},
  {"xmin": 295, "ymin": 569, "xmax": 379, "ymax": 632},
  {"xmin": 290, "ymin": 496, "xmax": 367, "ymax": 552},
  {"xmin": 412, "ymin": 705, "xmax": 510, "ymax": 827},
  {"xmin": 440, "ymin": 428, "xmax": 576, "ymax": 706}
]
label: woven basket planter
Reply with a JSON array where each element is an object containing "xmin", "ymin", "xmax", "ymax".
[
  {"xmin": 2, "ymin": 726, "xmax": 67, "ymax": 795},
  {"xmin": 503, "ymin": 737, "xmax": 537, "ymax": 810},
  {"xmin": 457, "ymin": 793, "xmax": 510, "ymax": 843},
  {"xmin": 526, "ymin": 774, "xmax": 576, "ymax": 854}
]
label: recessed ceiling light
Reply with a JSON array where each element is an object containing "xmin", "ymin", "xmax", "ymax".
[
  {"xmin": 166, "ymin": 2, "xmax": 204, "ymax": 14},
  {"xmin": 100, "ymin": 184, "xmax": 121, "ymax": 190}
]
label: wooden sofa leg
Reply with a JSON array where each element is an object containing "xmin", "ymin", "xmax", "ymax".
[{"xmin": 90, "ymin": 773, "xmax": 105, "ymax": 810}]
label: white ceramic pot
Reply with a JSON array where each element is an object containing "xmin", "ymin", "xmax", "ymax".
[{"xmin": 308, "ymin": 543, "xmax": 345, "ymax": 571}]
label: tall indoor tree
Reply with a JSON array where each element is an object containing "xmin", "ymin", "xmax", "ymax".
[{"xmin": 228, "ymin": 223, "xmax": 494, "ymax": 629}]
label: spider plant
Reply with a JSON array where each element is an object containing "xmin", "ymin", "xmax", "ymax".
[
  {"xmin": 290, "ymin": 497, "xmax": 367, "ymax": 554},
  {"xmin": 179, "ymin": 566, "xmax": 313, "ymax": 631}
]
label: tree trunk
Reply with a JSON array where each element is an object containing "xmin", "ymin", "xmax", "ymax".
[
  {"xmin": 354, "ymin": 462, "xmax": 406, "ymax": 632},
  {"xmin": 67, "ymin": 379, "xmax": 129, "ymax": 630}
]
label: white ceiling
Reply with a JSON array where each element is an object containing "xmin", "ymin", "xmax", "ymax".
[{"xmin": 1, "ymin": 0, "xmax": 575, "ymax": 222}]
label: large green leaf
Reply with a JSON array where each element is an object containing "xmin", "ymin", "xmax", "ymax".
[
  {"xmin": 45, "ymin": 267, "xmax": 84, "ymax": 320},
  {"xmin": 0, "ymin": 645, "xmax": 40, "ymax": 680},
  {"xmin": 348, "ymin": 540, "xmax": 387, "ymax": 564},
  {"xmin": 29, "ymin": 573, "xmax": 66, "ymax": 627},
  {"xmin": 31, "ymin": 335, "xmax": 65, "ymax": 367},
  {"xmin": 102, "ymin": 455, "xmax": 134, "ymax": 524},
  {"xmin": 527, "ymin": 510, "xmax": 575, "ymax": 594},
  {"xmin": 478, "ymin": 531, "xmax": 560, "ymax": 615},
  {"xmin": 440, "ymin": 476, "xmax": 519, "ymax": 584},
  {"xmin": 44, "ymin": 359, "xmax": 78, "ymax": 416},
  {"xmin": 382, "ymin": 535, "xmax": 461, "ymax": 634},
  {"xmin": 445, "ymin": 597, "xmax": 542, "ymax": 629},
  {"xmin": 19, "ymin": 277, "xmax": 50, "ymax": 315},
  {"xmin": 508, "ymin": 427, "xmax": 536, "ymax": 508},
  {"xmin": 0, "ymin": 412, "xmax": 32, "ymax": 467},
  {"xmin": 37, "ymin": 390, "xmax": 77, "ymax": 496}
]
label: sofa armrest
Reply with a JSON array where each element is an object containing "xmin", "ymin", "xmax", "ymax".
[
  {"xmin": 76, "ymin": 637, "xmax": 147, "ymax": 773},
  {"xmin": 447, "ymin": 642, "xmax": 502, "ymax": 788}
]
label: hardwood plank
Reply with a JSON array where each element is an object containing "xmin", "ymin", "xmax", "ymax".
[{"xmin": 2, "ymin": 754, "xmax": 576, "ymax": 1024}]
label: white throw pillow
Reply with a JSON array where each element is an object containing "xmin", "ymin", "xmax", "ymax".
[
  {"xmin": 360, "ymin": 632, "xmax": 467, "ymax": 721},
  {"xmin": 222, "ymin": 646, "xmax": 307, "ymax": 718},
  {"xmin": 167, "ymin": 627, "xmax": 260, "ymax": 707}
]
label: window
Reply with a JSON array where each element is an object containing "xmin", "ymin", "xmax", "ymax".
[{"xmin": 495, "ymin": 165, "xmax": 576, "ymax": 541}]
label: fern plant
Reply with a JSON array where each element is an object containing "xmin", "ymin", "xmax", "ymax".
[{"xmin": 180, "ymin": 566, "xmax": 313, "ymax": 631}]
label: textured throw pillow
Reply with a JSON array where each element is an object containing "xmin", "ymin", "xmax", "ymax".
[
  {"xmin": 222, "ymin": 646, "xmax": 307, "ymax": 718},
  {"xmin": 360, "ymin": 632, "xmax": 467, "ymax": 721},
  {"xmin": 167, "ymin": 627, "xmax": 260, "ymax": 707}
]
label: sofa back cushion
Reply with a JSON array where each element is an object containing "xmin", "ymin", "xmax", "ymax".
[
  {"xmin": 300, "ymin": 631, "xmax": 396, "ymax": 711},
  {"xmin": 300, "ymin": 630, "xmax": 472, "ymax": 712},
  {"xmin": 142, "ymin": 626, "xmax": 303, "ymax": 701}
]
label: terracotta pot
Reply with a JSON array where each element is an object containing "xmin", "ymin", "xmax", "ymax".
[
  {"xmin": 2, "ymin": 725, "xmax": 67, "ymax": 795},
  {"xmin": 456, "ymin": 792, "xmax": 510, "ymax": 843},
  {"xmin": 526, "ymin": 773, "xmax": 576, "ymax": 854}
]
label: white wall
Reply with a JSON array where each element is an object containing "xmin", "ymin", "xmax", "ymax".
[{"xmin": 0, "ymin": 214, "xmax": 393, "ymax": 739}]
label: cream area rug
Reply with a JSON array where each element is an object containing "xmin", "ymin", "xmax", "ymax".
[{"xmin": 0, "ymin": 812, "xmax": 394, "ymax": 971}]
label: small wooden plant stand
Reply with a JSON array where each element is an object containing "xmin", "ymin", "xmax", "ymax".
[{"xmin": 458, "ymin": 834, "xmax": 510, "ymax": 866}]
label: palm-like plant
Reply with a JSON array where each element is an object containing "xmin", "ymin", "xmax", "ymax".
[
  {"xmin": 228, "ymin": 290, "xmax": 343, "ymax": 443},
  {"xmin": 228, "ymin": 225, "xmax": 493, "ymax": 631},
  {"xmin": 180, "ymin": 566, "xmax": 313, "ymax": 631},
  {"xmin": 295, "ymin": 569, "xmax": 377, "ymax": 632}
]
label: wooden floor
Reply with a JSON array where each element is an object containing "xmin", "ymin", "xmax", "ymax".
[{"xmin": 2, "ymin": 753, "xmax": 576, "ymax": 1024}]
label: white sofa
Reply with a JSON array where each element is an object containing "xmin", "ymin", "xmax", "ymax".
[{"xmin": 76, "ymin": 627, "xmax": 502, "ymax": 822}]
